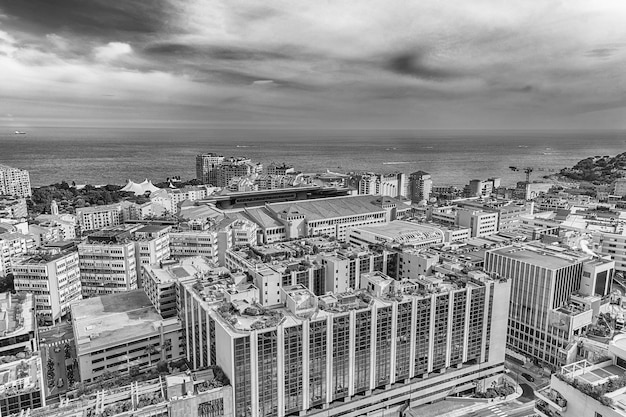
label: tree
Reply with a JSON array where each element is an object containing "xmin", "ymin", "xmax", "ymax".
[
  {"xmin": 144, "ymin": 345, "xmax": 157, "ymax": 365},
  {"xmin": 0, "ymin": 274, "xmax": 14, "ymax": 293}
]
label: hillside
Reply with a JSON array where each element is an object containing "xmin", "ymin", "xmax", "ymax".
[{"xmin": 552, "ymin": 152, "xmax": 626, "ymax": 184}]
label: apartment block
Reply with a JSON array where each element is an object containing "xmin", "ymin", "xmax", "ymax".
[
  {"xmin": 76, "ymin": 203, "xmax": 123, "ymax": 233},
  {"xmin": 0, "ymin": 195, "xmax": 27, "ymax": 219},
  {"xmin": 77, "ymin": 227, "xmax": 137, "ymax": 297},
  {"xmin": 0, "ymin": 354, "xmax": 45, "ymax": 416},
  {"xmin": 12, "ymin": 250, "xmax": 82, "ymax": 324},
  {"xmin": 0, "ymin": 164, "xmax": 31, "ymax": 198},
  {"xmin": 457, "ymin": 208, "xmax": 499, "ymax": 238},
  {"xmin": 0, "ymin": 232, "xmax": 35, "ymax": 277}
]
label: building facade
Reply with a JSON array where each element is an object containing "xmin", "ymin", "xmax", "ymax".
[
  {"xmin": 0, "ymin": 164, "xmax": 31, "ymax": 198},
  {"xmin": 13, "ymin": 250, "xmax": 82, "ymax": 324},
  {"xmin": 76, "ymin": 203, "xmax": 123, "ymax": 233},
  {"xmin": 178, "ymin": 271, "xmax": 510, "ymax": 417}
]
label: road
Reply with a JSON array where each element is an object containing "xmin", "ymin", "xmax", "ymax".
[
  {"xmin": 39, "ymin": 322, "xmax": 79, "ymax": 398},
  {"xmin": 466, "ymin": 402, "xmax": 536, "ymax": 417}
]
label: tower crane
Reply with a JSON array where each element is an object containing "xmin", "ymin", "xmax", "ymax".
[{"xmin": 509, "ymin": 166, "xmax": 534, "ymax": 183}]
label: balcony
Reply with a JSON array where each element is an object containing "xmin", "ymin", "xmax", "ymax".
[
  {"xmin": 535, "ymin": 387, "xmax": 567, "ymax": 412},
  {"xmin": 534, "ymin": 400, "xmax": 563, "ymax": 417}
]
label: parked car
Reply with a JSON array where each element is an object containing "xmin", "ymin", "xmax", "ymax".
[
  {"xmin": 54, "ymin": 346, "xmax": 61, "ymax": 353},
  {"xmin": 521, "ymin": 373, "xmax": 535, "ymax": 382},
  {"xmin": 57, "ymin": 378, "xmax": 64, "ymax": 388}
]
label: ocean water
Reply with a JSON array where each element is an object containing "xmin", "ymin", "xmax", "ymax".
[{"xmin": 0, "ymin": 127, "xmax": 624, "ymax": 187}]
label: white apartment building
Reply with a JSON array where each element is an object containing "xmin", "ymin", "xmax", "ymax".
[
  {"xmin": 595, "ymin": 232, "xmax": 626, "ymax": 273},
  {"xmin": 457, "ymin": 208, "xmax": 499, "ymax": 237},
  {"xmin": 169, "ymin": 229, "xmax": 230, "ymax": 265},
  {"xmin": 131, "ymin": 225, "xmax": 171, "ymax": 285},
  {"xmin": 76, "ymin": 203, "xmax": 123, "ymax": 233},
  {"xmin": 12, "ymin": 250, "xmax": 82, "ymax": 323},
  {"xmin": 78, "ymin": 231, "xmax": 137, "ymax": 297},
  {"xmin": 0, "ymin": 232, "xmax": 35, "ymax": 277},
  {"xmin": 0, "ymin": 164, "xmax": 31, "ymax": 198}
]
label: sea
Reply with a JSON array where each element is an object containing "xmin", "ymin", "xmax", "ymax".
[{"xmin": 0, "ymin": 127, "xmax": 625, "ymax": 188}]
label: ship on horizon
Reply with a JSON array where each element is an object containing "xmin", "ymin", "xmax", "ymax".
[{"xmin": 14, "ymin": 130, "xmax": 26, "ymax": 135}]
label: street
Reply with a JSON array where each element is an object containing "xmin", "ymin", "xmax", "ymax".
[
  {"xmin": 39, "ymin": 322, "xmax": 79, "ymax": 398},
  {"xmin": 466, "ymin": 401, "xmax": 536, "ymax": 417}
]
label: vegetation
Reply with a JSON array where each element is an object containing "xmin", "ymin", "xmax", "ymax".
[
  {"xmin": 555, "ymin": 372, "xmax": 626, "ymax": 408},
  {"xmin": 554, "ymin": 152, "xmax": 626, "ymax": 184},
  {"xmin": 29, "ymin": 182, "xmax": 133, "ymax": 215}
]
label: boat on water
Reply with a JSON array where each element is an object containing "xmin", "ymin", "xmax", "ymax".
[{"xmin": 14, "ymin": 130, "xmax": 26, "ymax": 135}]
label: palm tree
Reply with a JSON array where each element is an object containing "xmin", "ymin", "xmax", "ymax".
[
  {"xmin": 161, "ymin": 339, "xmax": 171, "ymax": 361},
  {"xmin": 144, "ymin": 345, "xmax": 157, "ymax": 366}
]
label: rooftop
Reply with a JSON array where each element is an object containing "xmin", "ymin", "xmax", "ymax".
[
  {"xmin": 0, "ymin": 293, "xmax": 34, "ymax": 338},
  {"xmin": 356, "ymin": 220, "xmax": 444, "ymax": 244},
  {"xmin": 72, "ymin": 290, "xmax": 168, "ymax": 352},
  {"xmin": 267, "ymin": 195, "xmax": 386, "ymax": 221},
  {"xmin": 490, "ymin": 243, "xmax": 589, "ymax": 269}
]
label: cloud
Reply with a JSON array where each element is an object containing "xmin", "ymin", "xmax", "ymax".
[
  {"xmin": 94, "ymin": 42, "xmax": 132, "ymax": 62},
  {"xmin": 0, "ymin": 0, "xmax": 626, "ymax": 129}
]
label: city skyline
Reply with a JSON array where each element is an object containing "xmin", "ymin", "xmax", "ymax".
[{"xmin": 1, "ymin": 1, "xmax": 626, "ymax": 130}]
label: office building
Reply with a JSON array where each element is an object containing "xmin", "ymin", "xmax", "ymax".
[
  {"xmin": 0, "ymin": 292, "xmax": 36, "ymax": 355},
  {"xmin": 484, "ymin": 243, "xmax": 614, "ymax": 367},
  {"xmin": 76, "ymin": 203, "xmax": 123, "ymax": 233},
  {"xmin": 33, "ymin": 213, "xmax": 76, "ymax": 241},
  {"xmin": 169, "ymin": 229, "xmax": 229, "ymax": 265},
  {"xmin": 143, "ymin": 257, "xmax": 216, "ymax": 319},
  {"xmin": 71, "ymin": 290, "xmax": 183, "ymax": 382},
  {"xmin": 196, "ymin": 153, "xmax": 225, "ymax": 185},
  {"xmin": 77, "ymin": 226, "xmax": 137, "ymax": 297},
  {"xmin": 409, "ymin": 171, "xmax": 432, "ymax": 203},
  {"xmin": 12, "ymin": 249, "xmax": 82, "ymax": 324},
  {"xmin": 0, "ymin": 164, "xmax": 31, "ymax": 198},
  {"xmin": 179, "ymin": 267, "xmax": 510, "ymax": 417},
  {"xmin": 457, "ymin": 208, "xmax": 499, "ymax": 238},
  {"xmin": 0, "ymin": 196, "xmax": 27, "ymax": 219}
]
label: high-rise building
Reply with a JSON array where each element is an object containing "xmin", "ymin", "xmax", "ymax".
[
  {"xmin": 484, "ymin": 242, "xmax": 614, "ymax": 367},
  {"xmin": 409, "ymin": 171, "xmax": 432, "ymax": 203},
  {"xmin": 0, "ymin": 164, "xmax": 31, "ymax": 198},
  {"xmin": 594, "ymin": 232, "xmax": 626, "ymax": 273},
  {"xmin": 77, "ymin": 226, "xmax": 138, "ymax": 297},
  {"xmin": 13, "ymin": 249, "xmax": 82, "ymax": 324},
  {"xmin": 178, "ymin": 269, "xmax": 510, "ymax": 416},
  {"xmin": 131, "ymin": 225, "xmax": 171, "ymax": 286},
  {"xmin": 196, "ymin": 153, "xmax": 225, "ymax": 185}
]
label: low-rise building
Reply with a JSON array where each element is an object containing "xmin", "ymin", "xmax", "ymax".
[
  {"xmin": 71, "ymin": 290, "xmax": 184, "ymax": 382},
  {"xmin": 76, "ymin": 203, "xmax": 123, "ymax": 233},
  {"xmin": 0, "ymin": 354, "xmax": 45, "ymax": 416},
  {"xmin": 0, "ymin": 195, "xmax": 27, "ymax": 219},
  {"xmin": 457, "ymin": 208, "xmax": 499, "ymax": 237},
  {"xmin": 0, "ymin": 232, "xmax": 35, "ymax": 277},
  {"xmin": 0, "ymin": 292, "xmax": 36, "ymax": 355},
  {"xmin": 348, "ymin": 220, "xmax": 444, "ymax": 249}
]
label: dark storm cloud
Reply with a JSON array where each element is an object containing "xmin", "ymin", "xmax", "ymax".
[
  {"xmin": 144, "ymin": 43, "xmax": 291, "ymax": 61},
  {"xmin": 0, "ymin": 0, "xmax": 173, "ymax": 37},
  {"xmin": 385, "ymin": 52, "xmax": 459, "ymax": 81},
  {"xmin": 585, "ymin": 48, "xmax": 618, "ymax": 59}
]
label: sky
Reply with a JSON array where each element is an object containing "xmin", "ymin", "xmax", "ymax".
[{"xmin": 1, "ymin": 0, "xmax": 626, "ymax": 130}]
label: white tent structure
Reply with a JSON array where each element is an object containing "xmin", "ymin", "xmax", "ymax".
[{"xmin": 120, "ymin": 179, "xmax": 161, "ymax": 196}]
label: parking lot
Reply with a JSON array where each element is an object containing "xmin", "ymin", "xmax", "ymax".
[{"xmin": 39, "ymin": 323, "xmax": 79, "ymax": 398}]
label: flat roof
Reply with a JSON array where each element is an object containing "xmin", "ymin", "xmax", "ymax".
[
  {"xmin": 490, "ymin": 244, "xmax": 588, "ymax": 269},
  {"xmin": 72, "ymin": 290, "xmax": 164, "ymax": 352},
  {"xmin": 268, "ymin": 195, "xmax": 386, "ymax": 221},
  {"xmin": 357, "ymin": 220, "xmax": 443, "ymax": 240}
]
